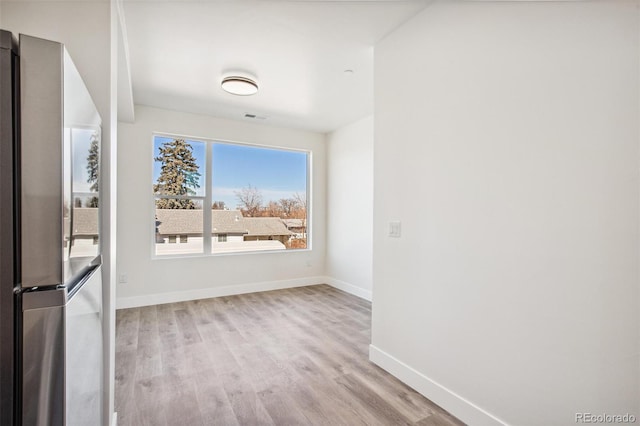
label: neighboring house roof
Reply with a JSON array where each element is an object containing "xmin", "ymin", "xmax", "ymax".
[
  {"xmin": 244, "ymin": 217, "xmax": 293, "ymax": 236},
  {"xmin": 155, "ymin": 209, "xmax": 293, "ymax": 236},
  {"xmin": 282, "ymin": 218, "xmax": 305, "ymax": 228},
  {"xmin": 73, "ymin": 208, "xmax": 99, "ymax": 236},
  {"xmin": 211, "ymin": 210, "xmax": 246, "ymax": 234},
  {"xmin": 156, "ymin": 209, "xmax": 203, "ymax": 235}
]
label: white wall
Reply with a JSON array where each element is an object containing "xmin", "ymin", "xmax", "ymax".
[
  {"xmin": 326, "ymin": 115, "xmax": 373, "ymax": 300},
  {"xmin": 117, "ymin": 105, "xmax": 326, "ymax": 307},
  {"xmin": 0, "ymin": 2, "xmax": 117, "ymax": 425},
  {"xmin": 372, "ymin": 1, "xmax": 640, "ymax": 425}
]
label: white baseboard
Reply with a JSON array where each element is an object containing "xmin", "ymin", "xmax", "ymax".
[
  {"xmin": 324, "ymin": 277, "xmax": 372, "ymax": 301},
  {"xmin": 369, "ymin": 345, "xmax": 507, "ymax": 426},
  {"xmin": 116, "ymin": 276, "xmax": 327, "ymax": 309}
]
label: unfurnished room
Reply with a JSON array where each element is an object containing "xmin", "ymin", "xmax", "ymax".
[{"xmin": 0, "ymin": 1, "xmax": 638, "ymax": 425}]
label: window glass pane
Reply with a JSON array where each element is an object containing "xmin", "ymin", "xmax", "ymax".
[
  {"xmin": 70, "ymin": 128, "xmax": 101, "ymax": 259},
  {"xmin": 211, "ymin": 143, "xmax": 308, "ymax": 253},
  {"xmin": 151, "ymin": 135, "xmax": 311, "ymax": 257},
  {"xmin": 155, "ymin": 198, "xmax": 203, "ymax": 255},
  {"xmin": 153, "ymin": 136, "xmax": 205, "ymax": 197}
]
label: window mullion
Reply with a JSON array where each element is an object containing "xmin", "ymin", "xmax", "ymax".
[{"xmin": 203, "ymin": 142, "xmax": 213, "ymax": 254}]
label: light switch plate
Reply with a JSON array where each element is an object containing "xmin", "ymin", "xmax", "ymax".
[{"xmin": 389, "ymin": 221, "xmax": 401, "ymax": 238}]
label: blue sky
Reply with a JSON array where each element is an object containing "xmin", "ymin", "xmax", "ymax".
[{"xmin": 153, "ymin": 136, "xmax": 308, "ymax": 209}]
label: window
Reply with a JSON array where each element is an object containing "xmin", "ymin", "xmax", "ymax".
[{"xmin": 153, "ymin": 135, "xmax": 309, "ymax": 256}]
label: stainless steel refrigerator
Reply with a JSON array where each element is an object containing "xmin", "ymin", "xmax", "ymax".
[{"xmin": 0, "ymin": 31, "xmax": 104, "ymax": 426}]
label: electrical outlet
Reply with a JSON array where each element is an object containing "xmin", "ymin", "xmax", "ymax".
[{"xmin": 118, "ymin": 274, "xmax": 128, "ymax": 284}]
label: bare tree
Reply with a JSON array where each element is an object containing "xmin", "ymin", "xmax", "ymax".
[
  {"xmin": 293, "ymin": 192, "xmax": 308, "ymax": 238},
  {"xmin": 235, "ymin": 185, "xmax": 263, "ymax": 217},
  {"xmin": 293, "ymin": 192, "xmax": 307, "ymax": 217},
  {"xmin": 278, "ymin": 198, "xmax": 298, "ymax": 217},
  {"xmin": 265, "ymin": 201, "xmax": 283, "ymax": 218}
]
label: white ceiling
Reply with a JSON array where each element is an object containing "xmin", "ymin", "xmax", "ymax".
[{"xmin": 121, "ymin": 0, "xmax": 431, "ymax": 133}]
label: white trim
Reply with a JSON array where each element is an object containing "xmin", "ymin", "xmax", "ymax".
[
  {"xmin": 115, "ymin": 0, "xmax": 134, "ymax": 123},
  {"xmin": 324, "ymin": 277, "xmax": 372, "ymax": 301},
  {"xmin": 116, "ymin": 276, "xmax": 326, "ymax": 309},
  {"xmin": 112, "ymin": 412, "xmax": 117, "ymax": 426},
  {"xmin": 369, "ymin": 345, "xmax": 508, "ymax": 426}
]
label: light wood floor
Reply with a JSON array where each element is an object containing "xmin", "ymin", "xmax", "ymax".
[{"xmin": 115, "ymin": 284, "xmax": 463, "ymax": 425}]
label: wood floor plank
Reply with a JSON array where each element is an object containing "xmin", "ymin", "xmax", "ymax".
[
  {"xmin": 135, "ymin": 306, "xmax": 162, "ymax": 381},
  {"xmin": 334, "ymin": 373, "xmax": 414, "ymax": 426},
  {"xmin": 219, "ymin": 370, "xmax": 275, "ymax": 425},
  {"xmin": 202, "ymin": 337, "xmax": 242, "ymax": 376},
  {"xmin": 156, "ymin": 303, "xmax": 179, "ymax": 352},
  {"xmin": 174, "ymin": 308, "xmax": 204, "ymax": 345},
  {"xmin": 114, "ymin": 350, "xmax": 137, "ymax": 426},
  {"xmin": 163, "ymin": 374, "xmax": 206, "ymax": 426},
  {"xmin": 349, "ymin": 357, "xmax": 437, "ymax": 421},
  {"xmin": 131, "ymin": 375, "xmax": 167, "ymax": 426},
  {"xmin": 257, "ymin": 388, "xmax": 311, "ymax": 425},
  {"xmin": 416, "ymin": 410, "xmax": 467, "ymax": 426},
  {"xmin": 136, "ymin": 305, "xmax": 159, "ymax": 349},
  {"xmin": 288, "ymin": 356, "xmax": 374, "ymax": 425},
  {"xmin": 194, "ymin": 369, "xmax": 240, "ymax": 426},
  {"xmin": 115, "ymin": 308, "xmax": 140, "ymax": 353},
  {"xmin": 297, "ymin": 370, "xmax": 387, "ymax": 426},
  {"xmin": 115, "ymin": 285, "xmax": 465, "ymax": 426},
  {"xmin": 207, "ymin": 297, "xmax": 239, "ymax": 332},
  {"xmin": 159, "ymin": 343, "xmax": 189, "ymax": 377},
  {"xmin": 285, "ymin": 381, "xmax": 353, "ymax": 426},
  {"xmin": 134, "ymin": 343, "xmax": 162, "ymax": 381},
  {"xmin": 190, "ymin": 301, "xmax": 226, "ymax": 346}
]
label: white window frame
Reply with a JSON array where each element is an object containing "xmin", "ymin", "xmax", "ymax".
[{"xmin": 151, "ymin": 132, "xmax": 312, "ymax": 258}]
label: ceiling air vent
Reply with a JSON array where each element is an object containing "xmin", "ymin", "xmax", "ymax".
[{"xmin": 244, "ymin": 113, "xmax": 268, "ymax": 120}]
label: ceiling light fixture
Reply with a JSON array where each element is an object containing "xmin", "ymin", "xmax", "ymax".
[{"xmin": 221, "ymin": 76, "xmax": 258, "ymax": 96}]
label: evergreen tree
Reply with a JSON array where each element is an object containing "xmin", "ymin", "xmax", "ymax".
[
  {"xmin": 154, "ymin": 138, "xmax": 201, "ymax": 209},
  {"xmin": 86, "ymin": 132, "xmax": 99, "ymax": 208}
]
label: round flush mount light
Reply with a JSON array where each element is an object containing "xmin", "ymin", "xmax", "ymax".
[{"xmin": 221, "ymin": 76, "xmax": 259, "ymax": 96}]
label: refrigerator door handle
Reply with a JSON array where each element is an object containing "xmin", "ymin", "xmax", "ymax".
[{"xmin": 22, "ymin": 286, "xmax": 66, "ymax": 310}]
